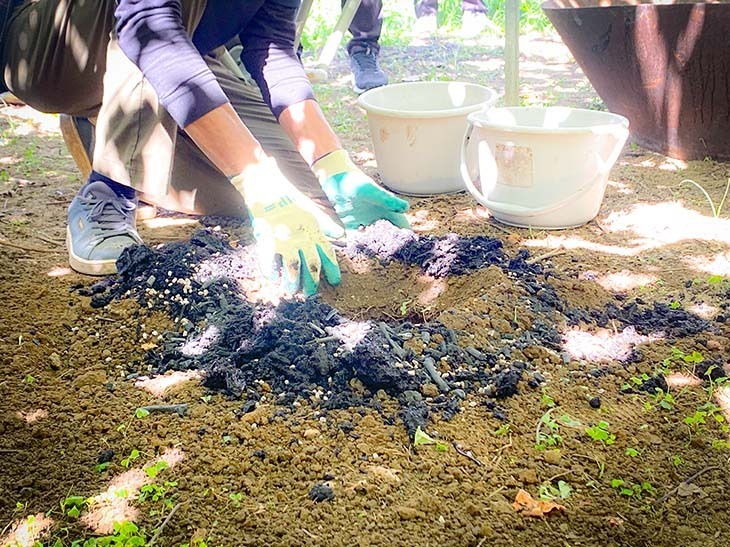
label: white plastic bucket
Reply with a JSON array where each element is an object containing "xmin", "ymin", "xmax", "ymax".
[
  {"xmin": 461, "ymin": 106, "xmax": 629, "ymax": 229},
  {"xmin": 358, "ymin": 81, "xmax": 498, "ymax": 195}
]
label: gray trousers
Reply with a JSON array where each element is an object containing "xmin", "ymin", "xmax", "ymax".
[{"xmin": 0, "ymin": 0, "xmax": 324, "ymax": 217}]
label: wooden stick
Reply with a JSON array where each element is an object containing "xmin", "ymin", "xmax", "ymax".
[
  {"xmin": 0, "ymin": 237, "xmax": 60, "ymax": 253},
  {"xmin": 138, "ymin": 404, "xmax": 189, "ymax": 416},
  {"xmin": 504, "ymin": 0, "xmax": 521, "ymax": 106},
  {"xmin": 148, "ymin": 502, "xmax": 181, "ymax": 546},
  {"xmin": 525, "ymin": 248, "xmax": 567, "ymax": 265},
  {"xmin": 656, "ymin": 465, "xmax": 720, "ymax": 504}
]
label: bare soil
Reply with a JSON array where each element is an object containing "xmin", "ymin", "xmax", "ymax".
[{"xmin": 2, "ymin": 33, "xmax": 730, "ymax": 547}]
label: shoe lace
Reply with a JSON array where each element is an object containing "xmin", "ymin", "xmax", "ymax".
[
  {"xmin": 80, "ymin": 193, "xmax": 137, "ymax": 236},
  {"xmin": 353, "ymin": 47, "xmax": 378, "ymax": 71}
]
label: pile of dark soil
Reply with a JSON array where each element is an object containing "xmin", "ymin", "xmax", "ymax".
[{"xmin": 76, "ymin": 223, "xmax": 723, "ymax": 437}]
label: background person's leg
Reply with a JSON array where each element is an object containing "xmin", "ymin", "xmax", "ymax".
[
  {"xmin": 413, "ymin": 0, "xmax": 438, "ymax": 33},
  {"xmin": 345, "ymin": 0, "xmax": 388, "ymax": 93},
  {"xmin": 460, "ymin": 0, "xmax": 490, "ymax": 37},
  {"xmin": 346, "ymin": 0, "xmax": 383, "ymax": 56}
]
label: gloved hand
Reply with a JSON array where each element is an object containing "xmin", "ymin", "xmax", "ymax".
[
  {"xmin": 313, "ymin": 150, "xmax": 410, "ymax": 230},
  {"xmin": 231, "ymin": 159, "xmax": 343, "ymax": 296}
]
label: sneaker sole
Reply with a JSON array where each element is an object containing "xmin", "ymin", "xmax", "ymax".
[
  {"xmin": 66, "ymin": 226, "xmax": 119, "ymax": 276},
  {"xmin": 352, "ymin": 82, "xmax": 388, "ymax": 95}
]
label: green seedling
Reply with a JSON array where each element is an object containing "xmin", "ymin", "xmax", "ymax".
[
  {"xmin": 229, "ymin": 492, "xmax": 243, "ymax": 506},
  {"xmin": 538, "ymin": 480, "xmax": 572, "ymax": 501},
  {"xmin": 585, "ymin": 421, "xmax": 616, "ymax": 445},
  {"xmin": 94, "ymin": 461, "xmax": 112, "ymax": 473},
  {"xmin": 494, "ymin": 423, "xmax": 511, "ymax": 437},
  {"xmin": 536, "ymin": 409, "xmax": 562, "ymax": 449},
  {"xmin": 413, "ymin": 426, "xmax": 448, "ymax": 452},
  {"xmin": 669, "ymin": 300, "xmax": 682, "ymax": 309},
  {"xmin": 653, "ymin": 389, "xmax": 675, "ymax": 410},
  {"xmin": 134, "ymin": 407, "xmax": 150, "ymax": 419},
  {"xmin": 670, "ymin": 347, "xmax": 704, "ymax": 364},
  {"xmin": 610, "ymin": 478, "xmax": 656, "ymax": 499},
  {"xmin": 120, "ymin": 449, "xmax": 140, "ymax": 468},
  {"xmin": 625, "ymin": 447, "xmax": 640, "ymax": 458},
  {"xmin": 711, "ymin": 439, "xmax": 730, "ymax": 450},
  {"xmin": 138, "ymin": 481, "xmax": 176, "ymax": 508},
  {"xmin": 143, "ymin": 460, "xmax": 169, "ymax": 479},
  {"xmin": 703, "ymin": 366, "xmax": 730, "ymax": 399},
  {"xmin": 540, "ymin": 391, "xmax": 556, "ymax": 408},
  {"xmin": 23, "ymin": 374, "xmax": 36, "ymax": 385},
  {"xmin": 684, "ymin": 402, "xmax": 725, "ymax": 433},
  {"xmin": 61, "ymin": 495, "xmax": 87, "ymax": 519}
]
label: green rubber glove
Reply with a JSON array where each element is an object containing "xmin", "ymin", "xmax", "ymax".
[
  {"xmin": 231, "ymin": 160, "xmax": 343, "ymax": 296},
  {"xmin": 313, "ymin": 150, "xmax": 410, "ymax": 230}
]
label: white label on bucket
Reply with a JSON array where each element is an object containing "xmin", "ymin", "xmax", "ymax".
[{"xmin": 495, "ymin": 143, "xmax": 533, "ymax": 188}]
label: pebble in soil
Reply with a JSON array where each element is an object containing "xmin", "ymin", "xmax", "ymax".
[{"xmin": 76, "ymin": 223, "xmax": 727, "ymax": 434}]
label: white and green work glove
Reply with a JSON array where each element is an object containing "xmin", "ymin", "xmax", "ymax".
[
  {"xmin": 231, "ymin": 159, "xmax": 344, "ymax": 296},
  {"xmin": 313, "ymin": 150, "xmax": 410, "ymax": 230}
]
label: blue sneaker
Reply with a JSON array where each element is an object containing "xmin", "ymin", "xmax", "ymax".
[
  {"xmin": 349, "ymin": 48, "xmax": 389, "ymax": 94},
  {"xmin": 66, "ymin": 181, "xmax": 142, "ymax": 275}
]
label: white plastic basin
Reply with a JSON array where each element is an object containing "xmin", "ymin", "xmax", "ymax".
[
  {"xmin": 358, "ymin": 81, "xmax": 498, "ymax": 195},
  {"xmin": 461, "ymin": 106, "xmax": 629, "ymax": 229}
]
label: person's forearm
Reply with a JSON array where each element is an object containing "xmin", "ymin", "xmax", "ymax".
[
  {"xmin": 184, "ymin": 103, "xmax": 267, "ymax": 178},
  {"xmin": 278, "ymin": 99, "xmax": 342, "ymax": 166}
]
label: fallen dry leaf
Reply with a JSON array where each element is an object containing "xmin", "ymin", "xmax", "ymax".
[
  {"xmin": 607, "ymin": 516, "xmax": 624, "ymax": 527},
  {"xmin": 512, "ymin": 489, "xmax": 566, "ymax": 517},
  {"xmin": 677, "ymin": 482, "xmax": 704, "ymax": 497}
]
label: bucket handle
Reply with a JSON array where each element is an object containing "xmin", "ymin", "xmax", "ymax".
[{"xmin": 460, "ymin": 124, "xmax": 618, "ymax": 219}]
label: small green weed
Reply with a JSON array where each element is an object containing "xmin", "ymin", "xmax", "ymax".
[
  {"xmin": 413, "ymin": 426, "xmax": 448, "ymax": 452},
  {"xmin": 653, "ymin": 390, "xmax": 676, "ymax": 410},
  {"xmin": 494, "ymin": 423, "xmax": 511, "ymax": 436},
  {"xmin": 684, "ymin": 402, "xmax": 725, "ymax": 432},
  {"xmin": 711, "ymin": 439, "xmax": 730, "ymax": 450},
  {"xmin": 610, "ymin": 478, "xmax": 656, "ymax": 499},
  {"xmin": 134, "ymin": 407, "xmax": 150, "ymax": 419},
  {"xmin": 120, "ymin": 449, "xmax": 140, "ymax": 468},
  {"xmin": 94, "ymin": 462, "xmax": 112, "ymax": 473},
  {"xmin": 625, "ymin": 447, "xmax": 640, "ymax": 458},
  {"xmin": 540, "ymin": 391, "xmax": 556, "ymax": 408},
  {"xmin": 143, "ymin": 460, "xmax": 169, "ymax": 479},
  {"xmin": 585, "ymin": 421, "xmax": 616, "ymax": 445},
  {"xmin": 536, "ymin": 409, "xmax": 562, "ymax": 450},
  {"xmin": 138, "ymin": 480, "xmax": 177, "ymax": 509},
  {"xmin": 538, "ymin": 480, "xmax": 572, "ymax": 501},
  {"xmin": 61, "ymin": 495, "xmax": 87, "ymax": 519}
]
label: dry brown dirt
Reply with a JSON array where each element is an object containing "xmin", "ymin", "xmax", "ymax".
[{"xmin": 1, "ymin": 34, "xmax": 730, "ymax": 547}]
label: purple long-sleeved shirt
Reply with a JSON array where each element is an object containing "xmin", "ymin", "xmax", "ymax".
[{"xmin": 114, "ymin": 0, "xmax": 314, "ymax": 128}]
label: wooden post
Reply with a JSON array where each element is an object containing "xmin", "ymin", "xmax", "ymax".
[
  {"xmin": 504, "ymin": 0, "xmax": 520, "ymax": 106},
  {"xmin": 316, "ymin": 0, "xmax": 363, "ymax": 68}
]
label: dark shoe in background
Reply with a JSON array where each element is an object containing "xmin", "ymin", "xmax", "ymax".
[{"xmin": 349, "ymin": 47, "xmax": 389, "ymax": 94}]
